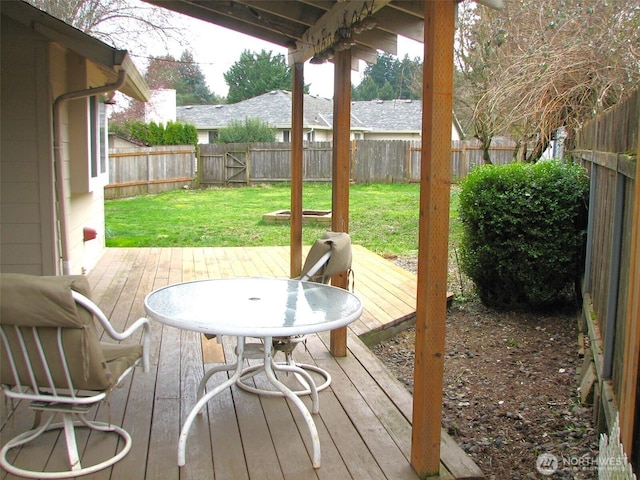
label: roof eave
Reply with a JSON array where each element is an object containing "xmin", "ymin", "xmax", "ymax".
[
  {"xmin": 116, "ymin": 53, "xmax": 151, "ymax": 102},
  {"xmin": 4, "ymin": 1, "xmax": 150, "ymax": 102}
]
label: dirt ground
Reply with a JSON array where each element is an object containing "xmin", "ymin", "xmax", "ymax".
[{"xmin": 372, "ymin": 256, "xmax": 599, "ymax": 479}]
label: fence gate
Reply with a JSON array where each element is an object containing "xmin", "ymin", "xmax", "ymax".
[{"xmin": 225, "ymin": 150, "xmax": 247, "ymax": 184}]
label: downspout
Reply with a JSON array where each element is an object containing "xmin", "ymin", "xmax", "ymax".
[{"xmin": 52, "ymin": 70, "xmax": 127, "ymax": 275}]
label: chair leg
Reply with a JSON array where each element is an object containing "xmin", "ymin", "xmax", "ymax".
[
  {"xmin": 63, "ymin": 413, "xmax": 81, "ymax": 471},
  {"xmin": 0, "ymin": 409, "xmax": 133, "ymax": 479}
]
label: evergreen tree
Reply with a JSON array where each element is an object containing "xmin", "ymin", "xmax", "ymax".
[
  {"xmin": 224, "ymin": 50, "xmax": 308, "ymax": 103},
  {"xmin": 352, "ymin": 52, "xmax": 422, "ymax": 100}
]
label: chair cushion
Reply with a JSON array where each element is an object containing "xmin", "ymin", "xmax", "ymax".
[
  {"xmin": 0, "ymin": 274, "xmax": 137, "ymax": 392},
  {"xmin": 301, "ymin": 232, "xmax": 352, "ymax": 283},
  {"xmin": 100, "ymin": 343, "xmax": 143, "ymax": 386},
  {"xmin": 0, "ymin": 273, "xmax": 91, "ymax": 328}
]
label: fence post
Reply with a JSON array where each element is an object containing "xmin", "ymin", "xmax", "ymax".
[{"xmin": 146, "ymin": 148, "xmax": 151, "ymax": 194}]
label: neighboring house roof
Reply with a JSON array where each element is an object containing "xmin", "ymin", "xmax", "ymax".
[
  {"xmin": 350, "ymin": 99, "xmax": 422, "ymax": 133},
  {"xmin": 176, "ymin": 90, "xmax": 462, "ymax": 137},
  {"xmin": 177, "ymin": 90, "xmax": 353, "ymax": 131},
  {"xmin": 2, "ymin": 1, "xmax": 150, "ymax": 102}
]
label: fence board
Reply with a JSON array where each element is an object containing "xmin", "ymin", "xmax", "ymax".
[
  {"xmin": 197, "ymin": 139, "xmax": 520, "ymax": 186},
  {"xmin": 106, "ymin": 145, "xmax": 195, "ymax": 199},
  {"xmin": 572, "ymin": 89, "xmax": 638, "ymax": 449}
]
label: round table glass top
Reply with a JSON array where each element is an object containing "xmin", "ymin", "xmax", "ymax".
[{"xmin": 144, "ymin": 277, "xmax": 363, "ymax": 337}]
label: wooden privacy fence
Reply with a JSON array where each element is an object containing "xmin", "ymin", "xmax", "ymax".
[
  {"xmin": 106, "ymin": 145, "xmax": 195, "ymax": 199},
  {"xmin": 198, "ymin": 142, "xmax": 333, "ymax": 185},
  {"xmin": 571, "ymin": 88, "xmax": 639, "ymax": 461},
  {"xmin": 197, "ymin": 138, "xmax": 519, "ymax": 186},
  {"xmin": 107, "ymin": 140, "xmax": 520, "ymax": 196}
]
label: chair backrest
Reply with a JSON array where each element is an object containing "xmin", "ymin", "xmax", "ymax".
[
  {"xmin": 299, "ymin": 232, "xmax": 352, "ymax": 284},
  {"xmin": 0, "ymin": 273, "xmax": 115, "ymax": 393}
]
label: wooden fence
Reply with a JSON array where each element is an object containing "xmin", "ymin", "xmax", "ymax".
[
  {"xmin": 571, "ymin": 88, "xmax": 639, "ymax": 464},
  {"xmin": 106, "ymin": 145, "xmax": 195, "ymax": 199},
  {"xmin": 197, "ymin": 138, "xmax": 519, "ymax": 186},
  {"xmin": 106, "ymin": 139, "xmax": 520, "ymax": 197}
]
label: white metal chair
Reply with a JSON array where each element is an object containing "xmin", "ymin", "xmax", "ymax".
[
  {"xmin": 237, "ymin": 231, "xmax": 353, "ymax": 396},
  {"xmin": 0, "ymin": 273, "xmax": 150, "ymax": 479}
]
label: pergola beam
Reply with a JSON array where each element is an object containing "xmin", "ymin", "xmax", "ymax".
[
  {"xmin": 411, "ymin": 1, "xmax": 456, "ymax": 475},
  {"xmin": 329, "ymin": 47, "xmax": 352, "ymax": 357},
  {"xmin": 290, "ymin": 63, "xmax": 305, "ymax": 278},
  {"xmin": 288, "ymin": 0, "xmax": 391, "ymax": 64}
]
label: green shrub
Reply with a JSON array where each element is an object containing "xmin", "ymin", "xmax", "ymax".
[
  {"xmin": 216, "ymin": 118, "xmax": 276, "ymax": 143},
  {"xmin": 458, "ymin": 160, "xmax": 589, "ymax": 310}
]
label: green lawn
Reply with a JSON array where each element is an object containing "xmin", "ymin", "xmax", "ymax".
[{"xmin": 105, "ymin": 183, "xmax": 462, "ymax": 257}]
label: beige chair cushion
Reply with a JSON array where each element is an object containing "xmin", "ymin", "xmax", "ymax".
[
  {"xmin": 301, "ymin": 231, "xmax": 352, "ymax": 283},
  {"xmin": 0, "ymin": 273, "xmax": 138, "ymax": 391},
  {"xmin": 0, "ymin": 273, "xmax": 90, "ymax": 328}
]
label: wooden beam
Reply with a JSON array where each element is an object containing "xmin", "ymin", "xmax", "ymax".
[
  {"xmin": 619, "ymin": 109, "xmax": 640, "ymax": 452},
  {"xmin": 288, "ymin": 0, "xmax": 391, "ymax": 64},
  {"xmin": 374, "ymin": 6, "xmax": 424, "ymax": 43},
  {"xmin": 330, "ymin": 47, "xmax": 352, "ymax": 357},
  {"xmin": 290, "ymin": 63, "xmax": 304, "ymax": 278},
  {"xmin": 411, "ymin": 1, "xmax": 456, "ymax": 476},
  {"xmin": 353, "ymin": 29, "xmax": 398, "ymax": 56},
  {"xmin": 144, "ymin": 1, "xmax": 296, "ymax": 48}
]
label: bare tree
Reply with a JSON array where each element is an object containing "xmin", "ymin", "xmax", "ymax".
[
  {"xmin": 25, "ymin": 0, "xmax": 184, "ymax": 53},
  {"xmin": 456, "ymin": 0, "xmax": 640, "ymax": 162},
  {"xmin": 454, "ymin": 2, "xmax": 510, "ymax": 163}
]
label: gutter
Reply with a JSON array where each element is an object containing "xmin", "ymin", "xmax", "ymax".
[{"xmin": 52, "ymin": 70, "xmax": 127, "ymax": 274}]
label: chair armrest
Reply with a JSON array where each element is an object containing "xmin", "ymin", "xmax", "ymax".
[{"xmin": 72, "ymin": 291, "xmax": 151, "ymax": 372}]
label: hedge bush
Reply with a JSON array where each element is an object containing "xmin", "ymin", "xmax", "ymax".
[
  {"xmin": 216, "ymin": 118, "xmax": 276, "ymax": 143},
  {"xmin": 458, "ymin": 160, "xmax": 589, "ymax": 310},
  {"xmin": 111, "ymin": 121, "xmax": 198, "ymax": 146}
]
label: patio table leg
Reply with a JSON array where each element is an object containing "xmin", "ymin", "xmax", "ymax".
[
  {"xmin": 197, "ymin": 340, "xmax": 240, "ymax": 404},
  {"xmin": 178, "ymin": 337, "xmax": 246, "ymax": 467},
  {"xmin": 236, "ymin": 357, "xmax": 323, "ymax": 406},
  {"xmin": 262, "ymin": 337, "xmax": 321, "ymax": 469}
]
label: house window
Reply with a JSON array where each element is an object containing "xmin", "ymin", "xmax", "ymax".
[
  {"xmin": 70, "ymin": 95, "xmax": 108, "ymax": 193},
  {"xmin": 282, "ymin": 130, "xmax": 291, "ymax": 142},
  {"xmin": 306, "ymin": 130, "xmax": 315, "ymax": 142},
  {"xmin": 89, "ymin": 95, "xmax": 107, "ymax": 179},
  {"xmin": 208, "ymin": 130, "xmax": 219, "ymax": 143}
]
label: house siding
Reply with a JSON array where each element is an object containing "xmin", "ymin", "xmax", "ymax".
[
  {"xmin": 0, "ymin": 15, "xmax": 56, "ymax": 275},
  {"xmin": 63, "ymin": 51, "xmax": 108, "ymax": 274},
  {"xmin": 1, "ymin": 14, "xmax": 109, "ymax": 276}
]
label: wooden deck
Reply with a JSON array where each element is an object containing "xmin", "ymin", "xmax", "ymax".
[{"xmin": 0, "ymin": 246, "xmax": 483, "ymax": 480}]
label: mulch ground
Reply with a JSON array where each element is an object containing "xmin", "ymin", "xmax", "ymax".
[{"xmin": 372, "ymin": 256, "xmax": 599, "ymax": 479}]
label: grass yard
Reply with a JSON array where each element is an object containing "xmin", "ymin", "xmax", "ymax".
[{"xmin": 105, "ymin": 183, "xmax": 462, "ymax": 257}]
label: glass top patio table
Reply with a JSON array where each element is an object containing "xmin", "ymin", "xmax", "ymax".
[
  {"xmin": 144, "ymin": 277, "xmax": 363, "ymax": 338},
  {"xmin": 144, "ymin": 277, "xmax": 363, "ymax": 469}
]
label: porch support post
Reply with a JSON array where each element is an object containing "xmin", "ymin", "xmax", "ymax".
[
  {"xmin": 330, "ymin": 47, "xmax": 352, "ymax": 357},
  {"xmin": 619, "ymin": 115, "xmax": 640, "ymax": 451},
  {"xmin": 411, "ymin": 0, "xmax": 455, "ymax": 475},
  {"xmin": 290, "ymin": 62, "xmax": 305, "ymax": 277}
]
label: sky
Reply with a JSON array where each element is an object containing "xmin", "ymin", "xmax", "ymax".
[{"xmin": 132, "ymin": 8, "xmax": 425, "ymax": 99}]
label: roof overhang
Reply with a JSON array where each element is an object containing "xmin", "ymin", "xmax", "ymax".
[
  {"xmin": 2, "ymin": 1, "xmax": 150, "ymax": 102},
  {"xmin": 143, "ymin": 1, "xmax": 501, "ymax": 70}
]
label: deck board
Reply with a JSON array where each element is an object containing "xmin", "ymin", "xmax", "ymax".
[{"xmin": 0, "ymin": 246, "xmax": 482, "ymax": 480}]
